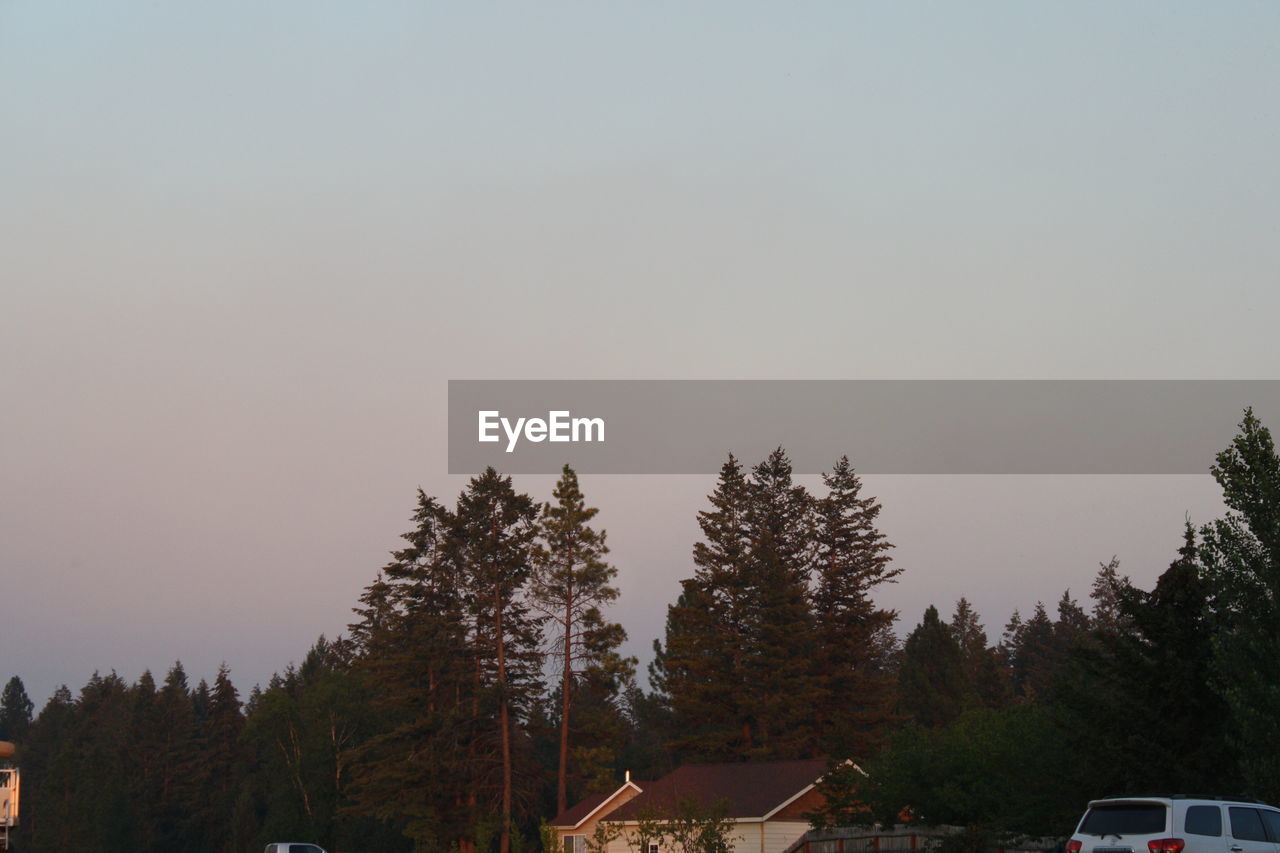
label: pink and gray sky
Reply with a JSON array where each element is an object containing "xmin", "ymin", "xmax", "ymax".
[{"xmin": 3, "ymin": 2, "xmax": 1278, "ymax": 704}]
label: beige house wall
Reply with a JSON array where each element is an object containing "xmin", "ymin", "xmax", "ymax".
[{"xmin": 554, "ymin": 786, "xmax": 643, "ymax": 853}]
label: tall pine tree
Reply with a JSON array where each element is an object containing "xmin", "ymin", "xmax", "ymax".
[
  {"xmin": 451, "ymin": 468, "xmax": 544, "ymax": 853},
  {"xmin": 1199, "ymin": 409, "xmax": 1280, "ymax": 799},
  {"xmin": 652, "ymin": 456, "xmax": 752, "ymax": 760},
  {"xmin": 812, "ymin": 456, "xmax": 900, "ymax": 759},
  {"xmin": 738, "ymin": 449, "xmax": 821, "ymax": 758},
  {"xmin": 896, "ymin": 606, "xmax": 966, "ymax": 728},
  {"xmin": 347, "ymin": 489, "xmax": 476, "ymax": 849},
  {"xmin": 0, "ymin": 676, "xmax": 33, "ymax": 742},
  {"xmin": 950, "ymin": 599, "xmax": 1011, "ymax": 710},
  {"xmin": 530, "ymin": 465, "xmax": 632, "ymax": 815}
]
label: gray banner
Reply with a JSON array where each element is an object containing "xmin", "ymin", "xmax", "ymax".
[{"xmin": 447, "ymin": 380, "xmax": 1280, "ymax": 475}]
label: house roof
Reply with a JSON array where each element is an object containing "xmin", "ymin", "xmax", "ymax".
[
  {"xmin": 551, "ymin": 793, "xmax": 610, "ymax": 829},
  {"xmin": 549, "ymin": 779, "xmax": 648, "ymax": 829},
  {"xmin": 605, "ymin": 758, "xmax": 828, "ymax": 822}
]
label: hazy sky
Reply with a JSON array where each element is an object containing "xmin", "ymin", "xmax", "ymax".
[{"xmin": 3, "ymin": 2, "xmax": 1278, "ymax": 705}]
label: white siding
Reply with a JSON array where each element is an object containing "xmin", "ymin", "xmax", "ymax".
[{"xmin": 762, "ymin": 821, "xmax": 810, "ymax": 853}]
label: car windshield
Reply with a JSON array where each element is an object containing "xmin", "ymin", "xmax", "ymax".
[{"xmin": 1081, "ymin": 804, "xmax": 1167, "ymax": 836}]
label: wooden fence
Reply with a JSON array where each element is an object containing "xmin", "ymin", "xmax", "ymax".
[{"xmin": 786, "ymin": 826, "xmax": 1062, "ymax": 853}]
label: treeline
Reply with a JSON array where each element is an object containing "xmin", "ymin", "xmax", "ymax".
[
  {"xmin": 3, "ymin": 411, "xmax": 1279, "ymax": 851},
  {"xmin": 814, "ymin": 409, "xmax": 1280, "ymax": 841},
  {"xmin": 5, "ymin": 465, "xmax": 638, "ymax": 853}
]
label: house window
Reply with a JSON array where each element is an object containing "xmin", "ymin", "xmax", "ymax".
[
  {"xmin": 564, "ymin": 836, "xmax": 586, "ymax": 853},
  {"xmin": 648, "ymin": 844, "xmax": 659, "ymax": 853}
]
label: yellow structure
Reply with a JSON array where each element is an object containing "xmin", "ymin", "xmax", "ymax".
[{"xmin": 0, "ymin": 740, "xmax": 17, "ymax": 852}]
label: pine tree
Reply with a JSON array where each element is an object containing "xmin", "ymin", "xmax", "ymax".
[
  {"xmin": 155, "ymin": 662, "xmax": 201, "ymax": 852},
  {"xmin": 950, "ymin": 599, "xmax": 1012, "ymax": 710},
  {"xmin": 18, "ymin": 685, "xmax": 76, "ymax": 851},
  {"xmin": 1089, "ymin": 557, "xmax": 1130, "ymax": 635},
  {"xmin": 451, "ymin": 468, "xmax": 544, "ymax": 853},
  {"xmin": 1199, "ymin": 409, "xmax": 1280, "ymax": 799},
  {"xmin": 652, "ymin": 456, "xmax": 752, "ymax": 760},
  {"xmin": 812, "ymin": 456, "xmax": 900, "ymax": 759},
  {"xmin": 244, "ymin": 638, "xmax": 373, "ymax": 851},
  {"xmin": 658, "ymin": 449, "xmax": 907, "ymax": 761},
  {"xmin": 950, "ymin": 598, "xmax": 987, "ymax": 676},
  {"xmin": 530, "ymin": 465, "xmax": 632, "ymax": 815},
  {"xmin": 656, "ymin": 449, "xmax": 830, "ymax": 759},
  {"xmin": 71, "ymin": 671, "xmax": 136, "ymax": 852},
  {"xmin": 0, "ymin": 676, "xmax": 33, "ymax": 742},
  {"xmin": 127, "ymin": 670, "xmax": 166, "ymax": 853},
  {"xmin": 1009, "ymin": 603, "xmax": 1057, "ymax": 701},
  {"xmin": 1001, "ymin": 610, "xmax": 1023, "ymax": 654},
  {"xmin": 1053, "ymin": 590, "xmax": 1090, "ymax": 652},
  {"xmin": 650, "ymin": 578, "xmax": 739, "ymax": 760},
  {"xmin": 347, "ymin": 488, "xmax": 475, "ymax": 849},
  {"xmin": 1055, "ymin": 524, "xmax": 1242, "ymax": 795},
  {"xmin": 896, "ymin": 606, "xmax": 967, "ymax": 728},
  {"xmin": 194, "ymin": 665, "xmax": 246, "ymax": 853},
  {"xmin": 738, "ymin": 449, "xmax": 822, "ymax": 758}
]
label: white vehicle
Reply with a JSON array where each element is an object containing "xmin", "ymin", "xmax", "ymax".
[
  {"xmin": 263, "ymin": 845, "xmax": 327, "ymax": 853},
  {"xmin": 1068, "ymin": 796, "xmax": 1280, "ymax": 853}
]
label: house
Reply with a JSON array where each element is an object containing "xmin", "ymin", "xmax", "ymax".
[
  {"xmin": 550, "ymin": 771, "xmax": 647, "ymax": 853},
  {"xmin": 549, "ymin": 758, "xmax": 832, "ymax": 853}
]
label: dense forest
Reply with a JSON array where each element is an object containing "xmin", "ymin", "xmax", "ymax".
[{"xmin": 3, "ymin": 410, "xmax": 1279, "ymax": 853}]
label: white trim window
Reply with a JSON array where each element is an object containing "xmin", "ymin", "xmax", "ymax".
[{"xmin": 564, "ymin": 835, "xmax": 587, "ymax": 853}]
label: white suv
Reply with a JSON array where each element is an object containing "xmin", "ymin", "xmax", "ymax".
[{"xmin": 1068, "ymin": 797, "xmax": 1280, "ymax": 853}]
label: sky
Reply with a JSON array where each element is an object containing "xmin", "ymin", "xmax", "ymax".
[{"xmin": 2, "ymin": 2, "xmax": 1278, "ymax": 706}]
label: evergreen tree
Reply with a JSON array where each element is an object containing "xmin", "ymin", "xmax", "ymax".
[
  {"xmin": 657, "ymin": 449, "xmax": 831, "ymax": 759},
  {"xmin": 812, "ymin": 456, "xmax": 900, "ymax": 759},
  {"xmin": 950, "ymin": 598, "xmax": 987, "ymax": 677},
  {"xmin": 738, "ymin": 449, "xmax": 822, "ymax": 758},
  {"xmin": 1008, "ymin": 602, "xmax": 1057, "ymax": 701},
  {"xmin": 16, "ymin": 685, "xmax": 76, "ymax": 852},
  {"xmin": 1199, "ymin": 409, "xmax": 1280, "ymax": 799},
  {"xmin": 0, "ymin": 676, "xmax": 33, "ymax": 742},
  {"xmin": 1055, "ymin": 524, "xmax": 1241, "ymax": 795},
  {"xmin": 347, "ymin": 489, "xmax": 474, "ymax": 849},
  {"xmin": 1000, "ymin": 610, "xmax": 1023, "ymax": 657},
  {"xmin": 950, "ymin": 599, "xmax": 1012, "ymax": 710},
  {"xmin": 530, "ymin": 465, "xmax": 633, "ymax": 815},
  {"xmin": 194, "ymin": 665, "xmax": 247, "ymax": 853},
  {"xmin": 650, "ymin": 578, "xmax": 739, "ymax": 760},
  {"xmin": 63, "ymin": 672, "xmax": 136, "ymax": 852},
  {"xmin": 897, "ymin": 606, "xmax": 966, "ymax": 728},
  {"xmin": 451, "ymin": 468, "xmax": 544, "ymax": 853},
  {"xmin": 618, "ymin": 683, "xmax": 677, "ymax": 784},
  {"xmin": 1053, "ymin": 590, "xmax": 1090, "ymax": 653},
  {"xmin": 127, "ymin": 670, "xmax": 166, "ymax": 853},
  {"xmin": 1089, "ymin": 557, "xmax": 1130, "ymax": 635},
  {"xmin": 652, "ymin": 456, "xmax": 752, "ymax": 760},
  {"xmin": 155, "ymin": 662, "xmax": 201, "ymax": 851},
  {"xmin": 245, "ymin": 638, "xmax": 383, "ymax": 852},
  {"xmin": 658, "ymin": 449, "xmax": 905, "ymax": 761}
]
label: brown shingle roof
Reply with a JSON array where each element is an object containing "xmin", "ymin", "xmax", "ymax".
[
  {"xmin": 606, "ymin": 758, "xmax": 827, "ymax": 821},
  {"xmin": 549, "ymin": 781, "xmax": 650, "ymax": 828},
  {"xmin": 550, "ymin": 793, "xmax": 610, "ymax": 828}
]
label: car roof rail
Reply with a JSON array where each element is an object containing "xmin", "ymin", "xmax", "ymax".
[
  {"xmin": 1167, "ymin": 795, "xmax": 1268, "ymax": 805},
  {"xmin": 1103, "ymin": 794, "xmax": 1269, "ymax": 805}
]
